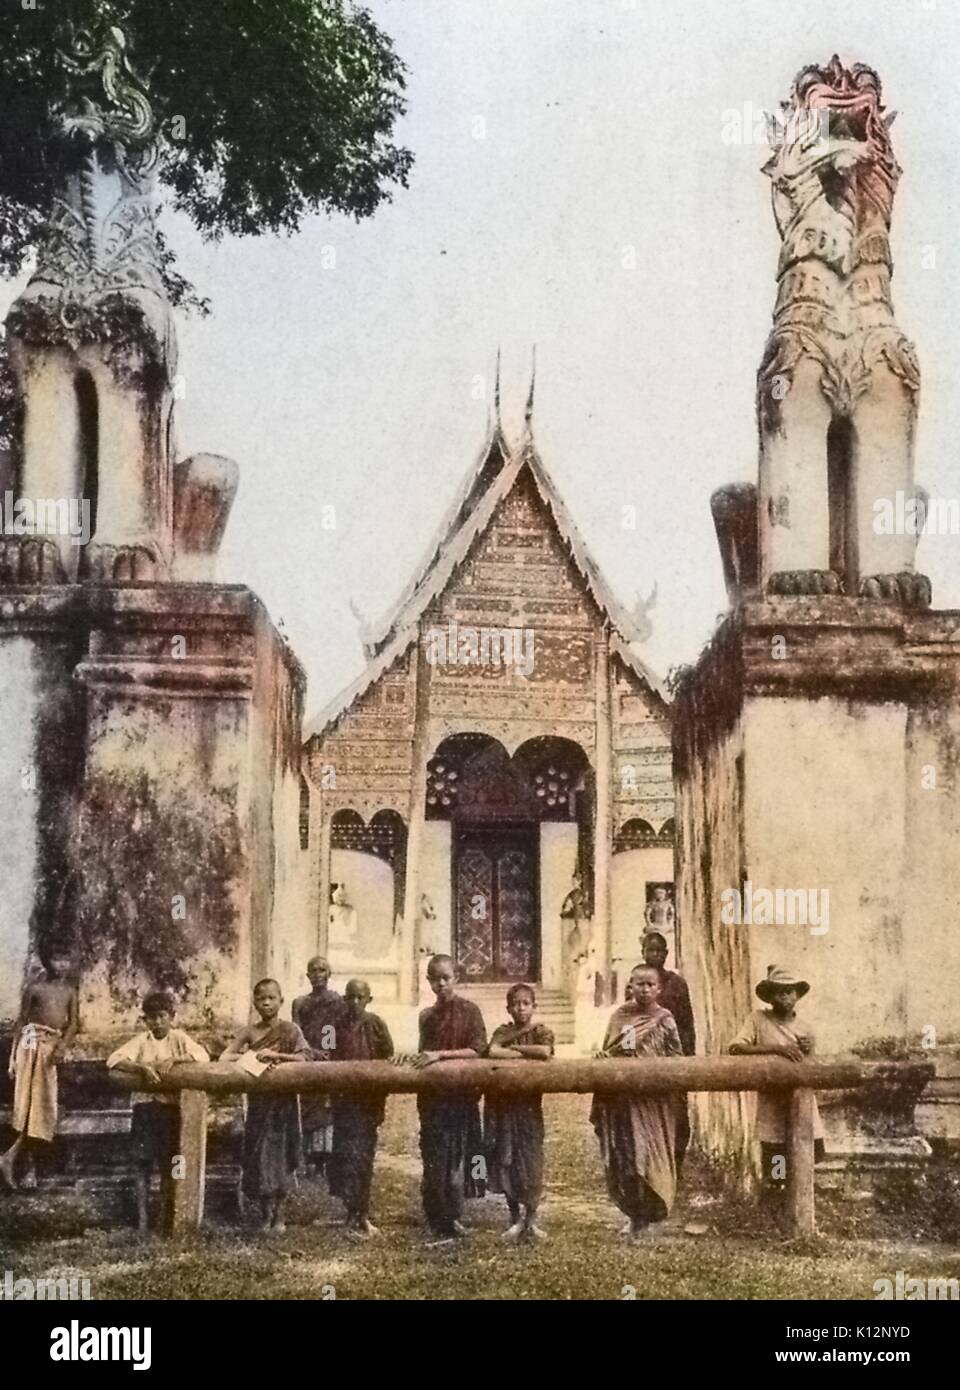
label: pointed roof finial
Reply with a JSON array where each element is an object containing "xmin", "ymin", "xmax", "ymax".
[
  {"xmin": 524, "ymin": 345, "xmax": 537, "ymax": 429},
  {"xmin": 494, "ymin": 347, "xmax": 503, "ymax": 433}
]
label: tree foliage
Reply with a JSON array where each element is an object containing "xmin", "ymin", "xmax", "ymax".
[{"xmin": 0, "ymin": 0, "xmax": 413, "ymax": 304}]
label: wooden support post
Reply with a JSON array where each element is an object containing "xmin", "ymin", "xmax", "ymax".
[
  {"xmin": 786, "ymin": 1086, "xmax": 816, "ymax": 1238},
  {"xmin": 593, "ymin": 624, "xmax": 613, "ymax": 1002},
  {"xmin": 171, "ymin": 1089, "xmax": 208, "ymax": 1234}
]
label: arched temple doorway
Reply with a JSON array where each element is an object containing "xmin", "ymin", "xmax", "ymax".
[
  {"xmin": 425, "ymin": 733, "xmax": 589, "ymax": 983},
  {"xmin": 329, "ymin": 807, "xmax": 407, "ymax": 961}
]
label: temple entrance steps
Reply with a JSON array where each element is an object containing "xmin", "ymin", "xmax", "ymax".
[{"xmin": 456, "ymin": 983, "xmax": 576, "ymax": 1045}]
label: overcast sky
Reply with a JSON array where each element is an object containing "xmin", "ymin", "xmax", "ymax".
[{"xmin": 5, "ymin": 0, "xmax": 960, "ymax": 717}]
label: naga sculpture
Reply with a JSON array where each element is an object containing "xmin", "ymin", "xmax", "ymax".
[
  {"xmin": 715, "ymin": 57, "xmax": 928, "ymax": 605},
  {"xmin": 2, "ymin": 23, "xmax": 236, "ymax": 585}
]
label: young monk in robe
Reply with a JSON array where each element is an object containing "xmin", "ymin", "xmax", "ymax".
[
  {"xmin": 640, "ymin": 933, "xmax": 696, "ymax": 1056},
  {"xmin": 327, "ymin": 978, "xmax": 393, "ymax": 1240},
  {"xmin": 222, "ymin": 979, "xmax": 311, "ymax": 1231},
  {"xmin": 412, "ymin": 954, "xmax": 487, "ymax": 1243},
  {"xmin": 728, "ymin": 965, "xmax": 824, "ymax": 1202},
  {"xmin": 591, "ymin": 965, "xmax": 682, "ymax": 1238},
  {"xmin": 292, "ymin": 957, "xmax": 344, "ymax": 1177},
  {"xmin": 485, "ymin": 983, "xmax": 554, "ymax": 1242},
  {"xmin": 640, "ymin": 930, "xmax": 696, "ymax": 1174},
  {"xmin": 1, "ymin": 947, "xmax": 78, "ymax": 1190}
]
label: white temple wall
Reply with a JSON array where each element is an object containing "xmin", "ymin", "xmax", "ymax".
[
  {"xmin": 611, "ymin": 846, "xmax": 675, "ymax": 974},
  {"xmin": 420, "ymin": 820, "xmax": 452, "ymax": 957},
  {"xmin": 329, "ymin": 848, "xmax": 395, "ymax": 960},
  {"xmin": 540, "ymin": 821, "xmax": 578, "ymax": 988}
]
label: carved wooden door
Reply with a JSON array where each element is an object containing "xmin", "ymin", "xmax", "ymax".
[{"xmin": 454, "ymin": 827, "xmax": 539, "ymax": 982}]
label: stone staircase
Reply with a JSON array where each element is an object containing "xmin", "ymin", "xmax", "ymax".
[{"xmin": 457, "ymin": 983, "xmax": 576, "ymax": 1045}]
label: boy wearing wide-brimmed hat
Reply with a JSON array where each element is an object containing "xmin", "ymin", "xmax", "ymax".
[{"xmin": 728, "ymin": 966, "xmax": 825, "ymax": 1190}]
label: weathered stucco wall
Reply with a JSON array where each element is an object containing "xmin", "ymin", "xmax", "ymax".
[
  {"xmin": 743, "ymin": 696, "xmax": 908, "ymax": 1052},
  {"xmin": 0, "ymin": 595, "xmax": 91, "ymax": 1023},
  {"xmin": 0, "ymin": 584, "xmax": 305, "ymax": 1046},
  {"xmin": 903, "ymin": 701, "xmax": 960, "ymax": 1042},
  {"xmin": 0, "ymin": 635, "xmax": 38, "ymax": 1021},
  {"xmin": 74, "ymin": 697, "xmax": 249, "ymax": 1034},
  {"xmin": 248, "ymin": 601, "xmax": 306, "ymax": 1017},
  {"xmin": 675, "ymin": 691, "xmax": 754, "ymax": 1171}
]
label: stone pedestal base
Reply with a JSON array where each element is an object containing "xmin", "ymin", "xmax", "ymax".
[
  {"xmin": 0, "ymin": 582, "xmax": 306, "ymax": 1041},
  {"xmin": 674, "ymin": 597, "xmax": 959, "ymax": 1171}
]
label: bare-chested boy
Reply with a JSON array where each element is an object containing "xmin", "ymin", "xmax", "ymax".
[{"xmin": 1, "ymin": 947, "xmax": 78, "ymax": 1190}]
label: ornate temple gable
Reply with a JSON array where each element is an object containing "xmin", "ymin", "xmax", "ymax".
[
  {"xmin": 305, "ymin": 650, "xmax": 415, "ymax": 807},
  {"xmin": 327, "ymin": 651, "xmax": 412, "ymax": 738},
  {"xmin": 437, "ymin": 467, "xmax": 596, "ymax": 624},
  {"xmin": 417, "ymin": 462, "xmax": 666, "ymax": 756},
  {"xmin": 426, "ymin": 467, "xmax": 598, "ymax": 698},
  {"xmin": 613, "ymin": 654, "xmax": 670, "ymax": 728},
  {"xmin": 303, "ymin": 414, "xmax": 669, "ymax": 764},
  {"xmin": 612, "ymin": 655, "xmax": 673, "ymax": 837}
]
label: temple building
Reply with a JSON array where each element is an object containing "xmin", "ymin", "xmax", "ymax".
[{"xmin": 301, "ymin": 388, "xmax": 673, "ymax": 1040}]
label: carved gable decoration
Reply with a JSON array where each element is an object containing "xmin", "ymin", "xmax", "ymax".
[
  {"xmin": 440, "ymin": 469, "xmax": 596, "ymax": 623},
  {"xmin": 304, "ymin": 416, "xmax": 669, "ymax": 745}
]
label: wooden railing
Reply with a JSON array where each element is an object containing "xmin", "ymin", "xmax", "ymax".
[{"xmin": 123, "ymin": 1056, "xmax": 933, "ymax": 1238}]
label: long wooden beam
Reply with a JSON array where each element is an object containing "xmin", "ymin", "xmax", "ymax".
[
  {"xmin": 125, "ymin": 1056, "xmax": 933, "ymax": 1099},
  {"xmin": 144, "ymin": 1056, "xmax": 932, "ymax": 1240}
]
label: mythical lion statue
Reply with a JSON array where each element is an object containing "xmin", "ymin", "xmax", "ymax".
[{"xmin": 756, "ymin": 55, "xmax": 928, "ymax": 604}]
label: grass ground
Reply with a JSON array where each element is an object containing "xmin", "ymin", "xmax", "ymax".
[{"xmin": 1, "ymin": 1095, "xmax": 958, "ymax": 1300}]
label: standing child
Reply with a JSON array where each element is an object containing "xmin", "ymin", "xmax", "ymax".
[
  {"xmin": 221, "ymin": 979, "xmax": 311, "ymax": 1232},
  {"xmin": 0, "ymin": 947, "xmax": 78, "ymax": 1190},
  {"xmin": 728, "ymin": 966, "xmax": 824, "ymax": 1199},
  {"xmin": 640, "ymin": 931, "xmax": 696, "ymax": 1175},
  {"xmin": 107, "ymin": 991, "xmax": 209, "ymax": 1232},
  {"xmin": 591, "ymin": 965, "xmax": 682, "ymax": 1239},
  {"xmin": 485, "ymin": 983, "xmax": 554, "ymax": 1243},
  {"xmin": 327, "ymin": 978, "xmax": 394, "ymax": 1240},
  {"xmin": 413, "ymin": 954, "xmax": 487, "ymax": 1243},
  {"xmin": 292, "ymin": 957, "xmax": 343, "ymax": 1177}
]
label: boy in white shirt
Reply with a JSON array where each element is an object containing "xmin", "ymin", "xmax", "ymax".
[{"xmin": 107, "ymin": 991, "xmax": 209, "ymax": 1232}]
